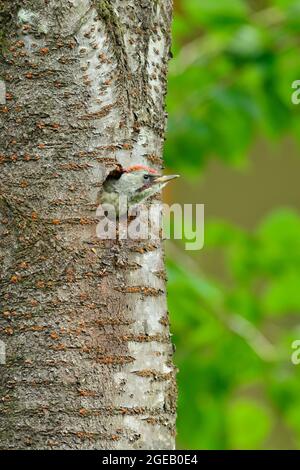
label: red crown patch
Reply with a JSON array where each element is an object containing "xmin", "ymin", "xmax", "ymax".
[{"xmin": 124, "ymin": 165, "xmax": 159, "ymax": 174}]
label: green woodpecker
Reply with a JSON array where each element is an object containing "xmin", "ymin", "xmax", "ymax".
[{"xmin": 98, "ymin": 165, "xmax": 179, "ymax": 217}]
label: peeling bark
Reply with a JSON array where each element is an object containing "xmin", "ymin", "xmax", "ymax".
[{"xmin": 0, "ymin": 0, "xmax": 176, "ymax": 450}]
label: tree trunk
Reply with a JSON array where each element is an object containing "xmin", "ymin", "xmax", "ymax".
[{"xmin": 0, "ymin": 0, "xmax": 176, "ymax": 450}]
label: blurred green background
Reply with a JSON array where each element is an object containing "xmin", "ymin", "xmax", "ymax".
[{"xmin": 165, "ymin": 0, "xmax": 300, "ymax": 449}]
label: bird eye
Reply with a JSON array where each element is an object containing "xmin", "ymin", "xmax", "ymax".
[{"xmin": 143, "ymin": 174, "xmax": 150, "ymax": 180}]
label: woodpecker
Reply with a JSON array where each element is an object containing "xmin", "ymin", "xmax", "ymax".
[{"xmin": 98, "ymin": 165, "xmax": 179, "ymax": 217}]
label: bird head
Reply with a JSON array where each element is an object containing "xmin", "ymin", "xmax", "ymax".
[
  {"xmin": 104, "ymin": 165, "xmax": 179, "ymax": 202},
  {"xmin": 118, "ymin": 165, "xmax": 179, "ymax": 195}
]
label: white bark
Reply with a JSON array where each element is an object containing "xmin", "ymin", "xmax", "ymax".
[{"xmin": 0, "ymin": 0, "xmax": 176, "ymax": 450}]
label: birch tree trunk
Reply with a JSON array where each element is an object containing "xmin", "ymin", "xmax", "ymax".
[{"xmin": 0, "ymin": 0, "xmax": 176, "ymax": 450}]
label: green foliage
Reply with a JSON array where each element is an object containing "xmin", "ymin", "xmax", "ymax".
[
  {"xmin": 166, "ymin": 0, "xmax": 300, "ymax": 172},
  {"xmin": 227, "ymin": 399, "xmax": 272, "ymax": 449},
  {"xmin": 168, "ymin": 211, "xmax": 300, "ymax": 448},
  {"xmin": 167, "ymin": 0, "xmax": 300, "ymax": 449}
]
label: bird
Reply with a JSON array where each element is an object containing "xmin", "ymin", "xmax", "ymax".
[{"xmin": 98, "ymin": 165, "xmax": 179, "ymax": 218}]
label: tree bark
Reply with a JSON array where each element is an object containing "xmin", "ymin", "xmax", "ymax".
[{"xmin": 0, "ymin": 0, "xmax": 176, "ymax": 450}]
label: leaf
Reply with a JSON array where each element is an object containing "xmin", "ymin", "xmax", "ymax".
[
  {"xmin": 227, "ymin": 399, "xmax": 272, "ymax": 449},
  {"xmin": 262, "ymin": 270, "xmax": 300, "ymax": 315}
]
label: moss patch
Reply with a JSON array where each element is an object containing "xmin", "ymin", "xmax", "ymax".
[
  {"xmin": 0, "ymin": 2, "xmax": 22, "ymax": 52},
  {"xmin": 96, "ymin": 0, "xmax": 124, "ymax": 47}
]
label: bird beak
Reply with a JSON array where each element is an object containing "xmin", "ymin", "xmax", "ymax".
[{"xmin": 153, "ymin": 174, "xmax": 180, "ymax": 184}]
